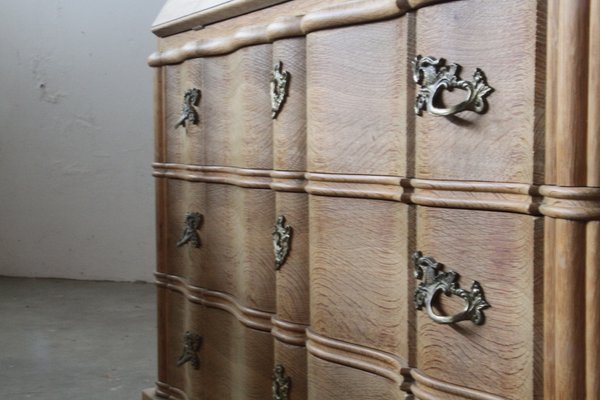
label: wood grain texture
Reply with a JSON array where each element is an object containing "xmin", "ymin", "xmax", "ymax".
[
  {"xmin": 149, "ymin": 0, "xmax": 410, "ymax": 66},
  {"xmin": 545, "ymin": 0, "xmax": 558, "ymax": 185},
  {"xmin": 165, "ymin": 181, "xmax": 276, "ymax": 312},
  {"xmin": 308, "ymin": 354, "xmax": 404, "ymax": 400},
  {"xmin": 553, "ymin": 220, "xmax": 586, "ymax": 400},
  {"xmin": 410, "ymin": 369, "xmax": 505, "ymax": 400},
  {"xmin": 306, "ymin": 328, "xmax": 406, "ymax": 383},
  {"xmin": 273, "ymin": 38, "xmax": 307, "ymax": 172},
  {"xmin": 415, "ymin": 0, "xmax": 542, "ymax": 183},
  {"xmin": 589, "ymin": 0, "xmax": 600, "ymax": 187},
  {"xmin": 310, "ymin": 196, "xmax": 410, "ymax": 358},
  {"xmin": 276, "ymin": 192, "xmax": 310, "ymax": 324},
  {"xmin": 416, "ymin": 207, "xmax": 541, "ymax": 400},
  {"xmin": 157, "ymin": 165, "xmax": 600, "ymax": 220},
  {"xmin": 156, "ymin": 273, "xmax": 273, "ymax": 331},
  {"xmin": 543, "ymin": 217, "xmax": 556, "ymax": 400},
  {"xmin": 202, "ymin": 308, "xmax": 273, "ymax": 400},
  {"xmin": 203, "ymin": 184, "xmax": 275, "ymax": 311},
  {"xmin": 307, "ymin": 18, "xmax": 408, "ymax": 176},
  {"xmin": 586, "ymin": 221, "xmax": 600, "ymax": 400},
  {"xmin": 201, "ymin": 46, "xmax": 273, "ymax": 169},
  {"xmin": 555, "ymin": 0, "xmax": 589, "ymax": 186},
  {"xmin": 275, "ymin": 341, "xmax": 308, "ymax": 400}
]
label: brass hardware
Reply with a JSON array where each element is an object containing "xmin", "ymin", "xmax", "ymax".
[
  {"xmin": 272, "ymin": 364, "xmax": 290, "ymax": 400},
  {"xmin": 270, "ymin": 61, "xmax": 289, "ymax": 119},
  {"xmin": 177, "ymin": 331, "xmax": 202, "ymax": 369},
  {"xmin": 175, "ymin": 88, "xmax": 201, "ymax": 128},
  {"xmin": 273, "ymin": 215, "xmax": 292, "ymax": 270},
  {"xmin": 176, "ymin": 212, "xmax": 202, "ymax": 248},
  {"xmin": 412, "ymin": 55, "xmax": 492, "ymax": 117},
  {"xmin": 413, "ymin": 251, "xmax": 490, "ymax": 325}
]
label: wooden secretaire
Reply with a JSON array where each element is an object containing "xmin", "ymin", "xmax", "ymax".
[{"xmin": 142, "ymin": 1, "xmax": 599, "ymax": 399}]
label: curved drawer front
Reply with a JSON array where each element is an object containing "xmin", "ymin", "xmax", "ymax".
[
  {"xmin": 162, "ymin": 179, "xmax": 276, "ymax": 312},
  {"xmin": 163, "ymin": 46, "xmax": 274, "ymax": 169},
  {"xmin": 415, "ymin": 207, "xmax": 542, "ymax": 400},
  {"xmin": 415, "ymin": 0, "xmax": 542, "ymax": 183}
]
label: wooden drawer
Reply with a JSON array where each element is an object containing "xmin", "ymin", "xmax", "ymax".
[
  {"xmin": 414, "ymin": 0, "xmax": 543, "ymax": 183},
  {"xmin": 309, "ymin": 196, "xmax": 410, "ymax": 358},
  {"xmin": 163, "ymin": 46, "xmax": 273, "ymax": 168},
  {"xmin": 159, "ymin": 289, "xmax": 205, "ymax": 399},
  {"xmin": 414, "ymin": 207, "xmax": 543, "ymax": 399},
  {"xmin": 307, "ymin": 18, "xmax": 409, "ymax": 176},
  {"xmin": 164, "ymin": 180, "xmax": 276, "ymax": 312},
  {"xmin": 157, "ymin": 285, "xmax": 273, "ymax": 400},
  {"xmin": 307, "ymin": 353, "xmax": 404, "ymax": 400}
]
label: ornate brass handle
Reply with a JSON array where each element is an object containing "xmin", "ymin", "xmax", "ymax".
[
  {"xmin": 176, "ymin": 212, "xmax": 202, "ymax": 248},
  {"xmin": 174, "ymin": 88, "xmax": 201, "ymax": 128},
  {"xmin": 413, "ymin": 251, "xmax": 490, "ymax": 325},
  {"xmin": 177, "ymin": 331, "xmax": 202, "ymax": 369},
  {"xmin": 272, "ymin": 364, "xmax": 290, "ymax": 400},
  {"xmin": 412, "ymin": 55, "xmax": 493, "ymax": 117}
]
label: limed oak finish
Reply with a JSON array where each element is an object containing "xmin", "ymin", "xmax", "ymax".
[{"xmin": 144, "ymin": 1, "xmax": 599, "ymax": 399}]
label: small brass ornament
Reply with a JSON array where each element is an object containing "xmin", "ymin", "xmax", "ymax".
[
  {"xmin": 176, "ymin": 212, "xmax": 202, "ymax": 248},
  {"xmin": 272, "ymin": 364, "xmax": 290, "ymax": 400},
  {"xmin": 270, "ymin": 61, "xmax": 289, "ymax": 119},
  {"xmin": 412, "ymin": 55, "xmax": 492, "ymax": 117},
  {"xmin": 175, "ymin": 88, "xmax": 201, "ymax": 128},
  {"xmin": 176, "ymin": 331, "xmax": 202, "ymax": 369},
  {"xmin": 273, "ymin": 215, "xmax": 292, "ymax": 270},
  {"xmin": 413, "ymin": 251, "xmax": 490, "ymax": 325}
]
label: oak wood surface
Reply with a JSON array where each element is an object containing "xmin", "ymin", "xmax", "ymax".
[
  {"xmin": 415, "ymin": 0, "xmax": 543, "ymax": 183},
  {"xmin": 310, "ymin": 196, "xmax": 410, "ymax": 358},
  {"xmin": 416, "ymin": 207, "xmax": 542, "ymax": 400},
  {"xmin": 307, "ymin": 19, "xmax": 408, "ymax": 176},
  {"xmin": 148, "ymin": 0, "xmax": 600, "ymax": 399}
]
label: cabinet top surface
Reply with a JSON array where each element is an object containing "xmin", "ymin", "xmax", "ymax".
[{"xmin": 152, "ymin": 0, "xmax": 289, "ymax": 36}]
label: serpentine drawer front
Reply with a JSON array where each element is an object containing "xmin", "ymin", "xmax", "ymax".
[{"xmin": 144, "ymin": 1, "xmax": 600, "ymax": 400}]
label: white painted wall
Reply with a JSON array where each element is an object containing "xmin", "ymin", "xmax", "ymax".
[{"xmin": 0, "ymin": 0, "xmax": 165, "ymax": 281}]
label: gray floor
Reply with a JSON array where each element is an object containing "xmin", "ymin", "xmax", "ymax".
[{"xmin": 0, "ymin": 277, "xmax": 156, "ymax": 400}]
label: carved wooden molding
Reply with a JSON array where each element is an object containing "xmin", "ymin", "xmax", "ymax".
[
  {"xmin": 306, "ymin": 328, "xmax": 406, "ymax": 384},
  {"xmin": 410, "ymin": 369, "xmax": 505, "ymax": 400},
  {"xmin": 153, "ymin": 163, "xmax": 600, "ymax": 221},
  {"xmin": 155, "ymin": 272, "xmax": 273, "ymax": 332},
  {"xmin": 149, "ymin": 0, "xmax": 451, "ymax": 66},
  {"xmin": 271, "ymin": 317, "xmax": 307, "ymax": 346}
]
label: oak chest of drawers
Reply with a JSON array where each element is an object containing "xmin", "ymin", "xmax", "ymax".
[{"xmin": 142, "ymin": 1, "xmax": 600, "ymax": 399}]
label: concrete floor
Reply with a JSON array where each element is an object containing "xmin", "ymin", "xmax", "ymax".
[{"xmin": 0, "ymin": 277, "xmax": 156, "ymax": 400}]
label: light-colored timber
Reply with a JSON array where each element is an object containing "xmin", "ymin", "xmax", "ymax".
[{"xmin": 147, "ymin": 0, "xmax": 599, "ymax": 399}]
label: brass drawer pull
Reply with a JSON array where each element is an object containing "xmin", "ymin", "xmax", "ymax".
[
  {"xmin": 413, "ymin": 251, "xmax": 490, "ymax": 325},
  {"xmin": 412, "ymin": 55, "xmax": 492, "ymax": 117},
  {"xmin": 272, "ymin": 364, "xmax": 290, "ymax": 400},
  {"xmin": 273, "ymin": 215, "xmax": 292, "ymax": 270},
  {"xmin": 271, "ymin": 61, "xmax": 289, "ymax": 119},
  {"xmin": 177, "ymin": 331, "xmax": 202, "ymax": 369},
  {"xmin": 175, "ymin": 88, "xmax": 201, "ymax": 128},
  {"xmin": 176, "ymin": 212, "xmax": 202, "ymax": 248}
]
